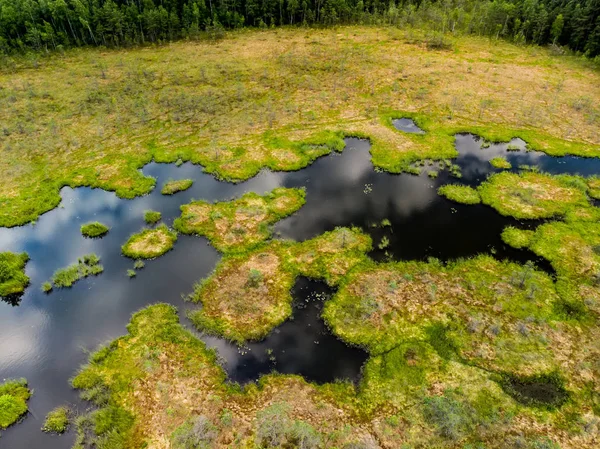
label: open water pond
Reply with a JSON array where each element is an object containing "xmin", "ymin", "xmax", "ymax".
[{"xmin": 2, "ymin": 134, "xmax": 600, "ymax": 448}]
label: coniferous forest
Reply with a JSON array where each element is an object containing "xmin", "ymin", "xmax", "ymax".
[{"xmin": 0, "ymin": 0, "xmax": 599, "ymax": 57}]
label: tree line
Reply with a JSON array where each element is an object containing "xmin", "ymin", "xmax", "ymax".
[{"xmin": 0, "ymin": 0, "xmax": 599, "ymax": 57}]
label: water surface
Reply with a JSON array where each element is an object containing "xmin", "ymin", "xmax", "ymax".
[{"xmin": 1, "ymin": 134, "xmax": 599, "ymax": 448}]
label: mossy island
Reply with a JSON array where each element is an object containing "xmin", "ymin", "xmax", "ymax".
[
  {"xmin": 438, "ymin": 184, "xmax": 481, "ymax": 205},
  {"xmin": 42, "ymin": 406, "xmax": 70, "ymax": 434},
  {"xmin": 80, "ymin": 222, "xmax": 109, "ymax": 238},
  {"xmin": 144, "ymin": 210, "xmax": 162, "ymax": 225},
  {"xmin": 122, "ymin": 224, "xmax": 177, "ymax": 259},
  {"xmin": 174, "ymin": 187, "xmax": 306, "ymax": 253},
  {"xmin": 0, "ymin": 252, "xmax": 30, "ymax": 299},
  {"xmin": 161, "ymin": 179, "xmax": 193, "ymax": 195},
  {"xmin": 0, "ymin": 379, "xmax": 31, "ymax": 431}
]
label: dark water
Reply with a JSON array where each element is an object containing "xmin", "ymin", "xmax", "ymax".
[
  {"xmin": 392, "ymin": 118, "xmax": 425, "ymax": 134},
  {"xmin": 1, "ymin": 134, "xmax": 600, "ymax": 448}
]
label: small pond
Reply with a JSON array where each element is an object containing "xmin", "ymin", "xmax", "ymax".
[{"xmin": 1, "ymin": 133, "xmax": 600, "ymax": 448}]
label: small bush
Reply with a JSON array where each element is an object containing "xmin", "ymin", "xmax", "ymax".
[
  {"xmin": 144, "ymin": 210, "xmax": 162, "ymax": 225},
  {"xmin": 80, "ymin": 222, "xmax": 109, "ymax": 238},
  {"xmin": 42, "ymin": 406, "xmax": 70, "ymax": 433},
  {"xmin": 127, "ymin": 269, "xmax": 136, "ymax": 278},
  {"xmin": 172, "ymin": 415, "xmax": 217, "ymax": 449},
  {"xmin": 246, "ymin": 269, "xmax": 263, "ymax": 288}
]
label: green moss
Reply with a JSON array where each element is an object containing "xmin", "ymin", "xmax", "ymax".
[
  {"xmin": 0, "ymin": 378, "xmax": 31, "ymax": 430},
  {"xmin": 144, "ymin": 210, "xmax": 162, "ymax": 225},
  {"xmin": 501, "ymin": 226, "xmax": 535, "ymax": 249},
  {"xmin": 438, "ymin": 184, "xmax": 481, "ymax": 205},
  {"xmin": 490, "ymin": 157, "xmax": 512, "ymax": 169},
  {"xmin": 478, "ymin": 172, "xmax": 590, "ymax": 219},
  {"xmin": 161, "ymin": 179, "xmax": 193, "ymax": 195},
  {"xmin": 51, "ymin": 253, "xmax": 103, "ymax": 288},
  {"xmin": 80, "ymin": 222, "xmax": 110, "ymax": 238},
  {"xmin": 174, "ymin": 187, "xmax": 306, "ymax": 253},
  {"xmin": 0, "ymin": 252, "xmax": 29, "ymax": 298},
  {"xmin": 42, "ymin": 406, "xmax": 70, "ymax": 433},
  {"xmin": 122, "ymin": 224, "xmax": 177, "ymax": 259}
]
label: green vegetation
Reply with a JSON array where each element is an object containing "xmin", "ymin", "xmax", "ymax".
[
  {"xmin": 501, "ymin": 226, "xmax": 535, "ymax": 249},
  {"xmin": 161, "ymin": 179, "xmax": 193, "ymax": 195},
  {"xmin": 50, "ymin": 254, "xmax": 103, "ymax": 289},
  {"xmin": 174, "ymin": 188, "xmax": 306, "ymax": 253},
  {"xmin": 0, "ymin": 379, "xmax": 31, "ymax": 430},
  {"xmin": 42, "ymin": 406, "xmax": 70, "ymax": 434},
  {"xmin": 478, "ymin": 172, "xmax": 591, "ymax": 219},
  {"xmin": 144, "ymin": 210, "xmax": 162, "ymax": 225},
  {"xmin": 490, "ymin": 157, "xmax": 512, "ymax": 170},
  {"xmin": 1, "ymin": 28, "xmax": 599, "ymax": 227},
  {"xmin": 133, "ymin": 260, "xmax": 145, "ymax": 270},
  {"xmin": 0, "ymin": 252, "xmax": 29, "ymax": 298},
  {"xmin": 80, "ymin": 222, "xmax": 109, "ymax": 238},
  {"xmin": 41, "ymin": 282, "xmax": 52, "ymax": 293},
  {"xmin": 122, "ymin": 225, "xmax": 177, "ymax": 259},
  {"xmin": 438, "ymin": 184, "xmax": 481, "ymax": 205},
  {"xmin": 189, "ymin": 227, "xmax": 371, "ymax": 342},
  {"xmin": 127, "ymin": 269, "xmax": 136, "ymax": 278}
]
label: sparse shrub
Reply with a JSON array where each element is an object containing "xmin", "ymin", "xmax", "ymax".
[
  {"xmin": 422, "ymin": 392, "xmax": 472, "ymax": 440},
  {"xmin": 172, "ymin": 415, "xmax": 217, "ymax": 449},
  {"xmin": 255, "ymin": 403, "xmax": 291, "ymax": 448},
  {"xmin": 288, "ymin": 421, "xmax": 321, "ymax": 449},
  {"xmin": 246, "ymin": 269, "xmax": 263, "ymax": 288}
]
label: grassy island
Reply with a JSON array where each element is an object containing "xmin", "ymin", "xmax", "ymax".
[
  {"xmin": 438, "ymin": 184, "xmax": 481, "ymax": 205},
  {"xmin": 122, "ymin": 225, "xmax": 177, "ymax": 259},
  {"xmin": 174, "ymin": 188, "xmax": 305, "ymax": 253},
  {"xmin": 161, "ymin": 179, "xmax": 193, "ymax": 195},
  {"xmin": 80, "ymin": 222, "xmax": 110, "ymax": 238},
  {"xmin": 0, "ymin": 252, "xmax": 29, "ymax": 298},
  {"xmin": 0, "ymin": 379, "xmax": 31, "ymax": 431}
]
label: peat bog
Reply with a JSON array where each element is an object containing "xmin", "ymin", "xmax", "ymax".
[{"xmin": 1, "ymin": 134, "xmax": 600, "ymax": 447}]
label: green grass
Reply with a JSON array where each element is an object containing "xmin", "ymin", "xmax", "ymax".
[
  {"xmin": 161, "ymin": 179, "xmax": 193, "ymax": 195},
  {"xmin": 133, "ymin": 260, "xmax": 145, "ymax": 270},
  {"xmin": 490, "ymin": 157, "xmax": 512, "ymax": 169},
  {"xmin": 122, "ymin": 224, "xmax": 177, "ymax": 259},
  {"xmin": 0, "ymin": 252, "xmax": 29, "ymax": 297},
  {"xmin": 42, "ymin": 406, "xmax": 70, "ymax": 433},
  {"xmin": 127, "ymin": 269, "xmax": 136, "ymax": 278},
  {"xmin": 501, "ymin": 226, "xmax": 535, "ymax": 249},
  {"xmin": 0, "ymin": 378, "xmax": 31, "ymax": 430},
  {"xmin": 144, "ymin": 210, "xmax": 162, "ymax": 225},
  {"xmin": 80, "ymin": 222, "xmax": 110, "ymax": 238},
  {"xmin": 478, "ymin": 172, "xmax": 591, "ymax": 219},
  {"xmin": 438, "ymin": 184, "xmax": 481, "ymax": 205},
  {"xmin": 1, "ymin": 27, "xmax": 599, "ymax": 228},
  {"xmin": 188, "ymin": 227, "xmax": 371, "ymax": 343},
  {"xmin": 50, "ymin": 253, "xmax": 103, "ymax": 288},
  {"xmin": 174, "ymin": 187, "xmax": 306, "ymax": 253}
]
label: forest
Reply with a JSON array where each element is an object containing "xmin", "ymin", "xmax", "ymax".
[{"xmin": 0, "ymin": 0, "xmax": 599, "ymax": 58}]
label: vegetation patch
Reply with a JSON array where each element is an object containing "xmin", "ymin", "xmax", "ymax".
[
  {"xmin": 189, "ymin": 242, "xmax": 296, "ymax": 343},
  {"xmin": 144, "ymin": 210, "xmax": 162, "ymax": 225},
  {"xmin": 189, "ymin": 227, "xmax": 371, "ymax": 342},
  {"xmin": 80, "ymin": 222, "xmax": 109, "ymax": 238},
  {"xmin": 122, "ymin": 225, "xmax": 177, "ymax": 259},
  {"xmin": 50, "ymin": 254, "xmax": 103, "ymax": 288},
  {"xmin": 161, "ymin": 179, "xmax": 193, "ymax": 195},
  {"xmin": 0, "ymin": 378, "xmax": 31, "ymax": 430},
  {"xmin": 0, "ymin": 252, "xmax": 29, "ymax": 298},
  {"xmin": 438, "ymin": 184, "xmax": 481, "ymax": 205},
  {"xmin": 501, "ymin": 226, "xmax": 535, "ymax": 249},
  {"xmin": 478, "ymin": 172, "xmax": 590, "ymax": 219},
  {"xmin": 42, "ymin": 406, "xmax": 70, "ymax": 434},
  {"xmin": 2, "ymin": 28, "xmax": 599, "ymax": 227},
  {"xmin": 174, "ymin": 188, "xmax": 305, "ymax": 253},
  {"xmin": 490, "ymin": 157, "xmax": 512, "ymax": 169}
]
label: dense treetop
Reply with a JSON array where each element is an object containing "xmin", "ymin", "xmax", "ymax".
[{"xmin": 0, "ymin": 0, "xmax": 599, "ymax": 57}]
